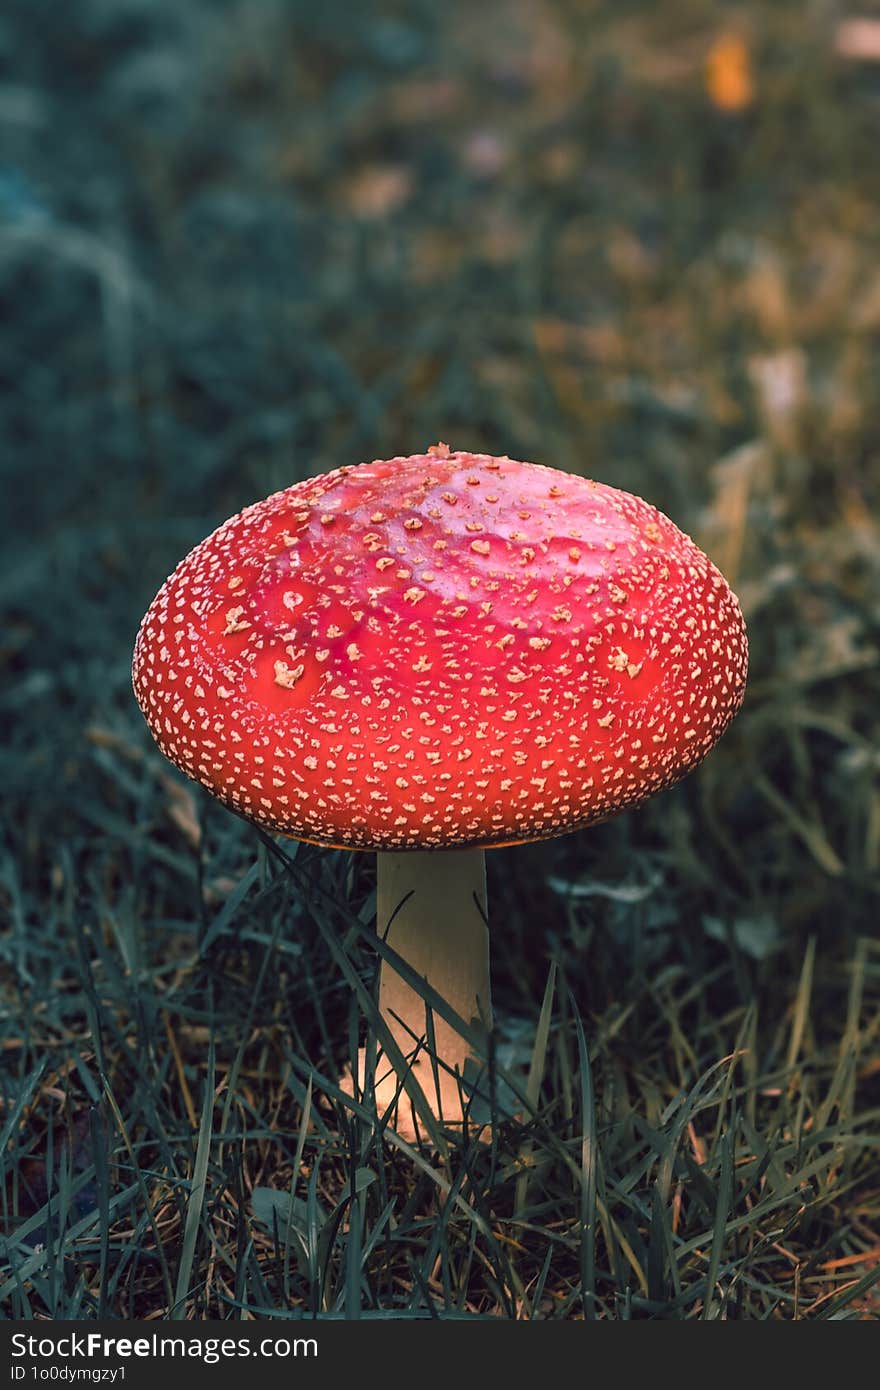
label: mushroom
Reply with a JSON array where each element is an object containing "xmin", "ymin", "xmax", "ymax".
[{"xmin": 133, "ymin": 446, "xmax": 748, "ymax": 1138}]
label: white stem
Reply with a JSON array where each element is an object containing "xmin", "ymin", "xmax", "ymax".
[{"xmin": 375, "ymin": 848, "xmax": 491, "ymax": 1128}]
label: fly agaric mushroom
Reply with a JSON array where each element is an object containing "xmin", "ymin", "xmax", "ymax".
[{"xmin": 133, "ymin": 446, "xmax": 747, "ymax": 1137}]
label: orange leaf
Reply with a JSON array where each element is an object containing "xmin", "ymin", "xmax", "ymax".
[{"xmin": 706, "ymin": 33, "xmax": 754, "ymax": 112}]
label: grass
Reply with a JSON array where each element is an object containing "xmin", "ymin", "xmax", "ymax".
[{"xmin": 2, "ymin": 0, "xmax": 880, "ymax": 1319}]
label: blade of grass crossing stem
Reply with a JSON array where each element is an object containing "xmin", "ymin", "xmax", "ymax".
[
  {"xmin": 347, "ymin": 994, "xmax": 360, "ymax": 1106},
  {"xmin": 172, "ymin": 1041, "xmax": 215, "ymax": 1318},
  {"xmin": 257, "ymin": 835, "xmax": 449, "ymax": 1141},
  {"xmin": 515, "ymin": 961, "xmax": 557, "ymax": 1217},
  {"xmin": 422, "ymin": 999, "xmax": 444, "ymax": 1127},
  {"xmin": 302, "ymin": 890, "xmax": 447, "ymax": 1151},
  {"xmin": 568, "ymin": 984, "xmax": 597, "ymax": 1319}
]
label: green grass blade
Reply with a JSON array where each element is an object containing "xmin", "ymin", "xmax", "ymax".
[
  {"xmin": 171, "ymin": 1040, "xmax": 215, "ymax": 1318},
  {"xmin": 567, "ymin": 983, "xmax": 597, "ymax": 1320}
]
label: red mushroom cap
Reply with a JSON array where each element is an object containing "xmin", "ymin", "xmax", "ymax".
[{"xmin": 133, "ymin": 447, "xmax": 748, "ymax": 850}]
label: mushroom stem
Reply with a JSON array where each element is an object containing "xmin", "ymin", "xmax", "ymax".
[{"xmin": 374, "ymin": 848, "xmax": 492, "ymax": 1130}]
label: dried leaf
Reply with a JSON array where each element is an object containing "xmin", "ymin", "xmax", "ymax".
[
  {"xmin": 748, "ymin": 348, "xmax": 808, "ymax": 450},
  {"xmin": 706, "ymin": 33, "xmax": 754, "ymax": 112},
  {"xmin": 835, "ymin": 19, "xmax": 880, "ymax": 61},
  {"xmin": 344, "ymin": 165, "xmax": 412, "ymax": 220},
  {"xmin": 159, "ymin": 773, "xmax": 202, "ymax": 851}
]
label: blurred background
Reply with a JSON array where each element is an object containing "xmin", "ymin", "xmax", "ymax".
[{"xmin": 2, "ymin": 0, "xmax": 879, "ymax": 1319}]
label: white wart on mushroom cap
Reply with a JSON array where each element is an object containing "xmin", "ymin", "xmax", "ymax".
[{"xmin": 132, "ymin": 447, "xmax": 748, "ymax": 849}]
